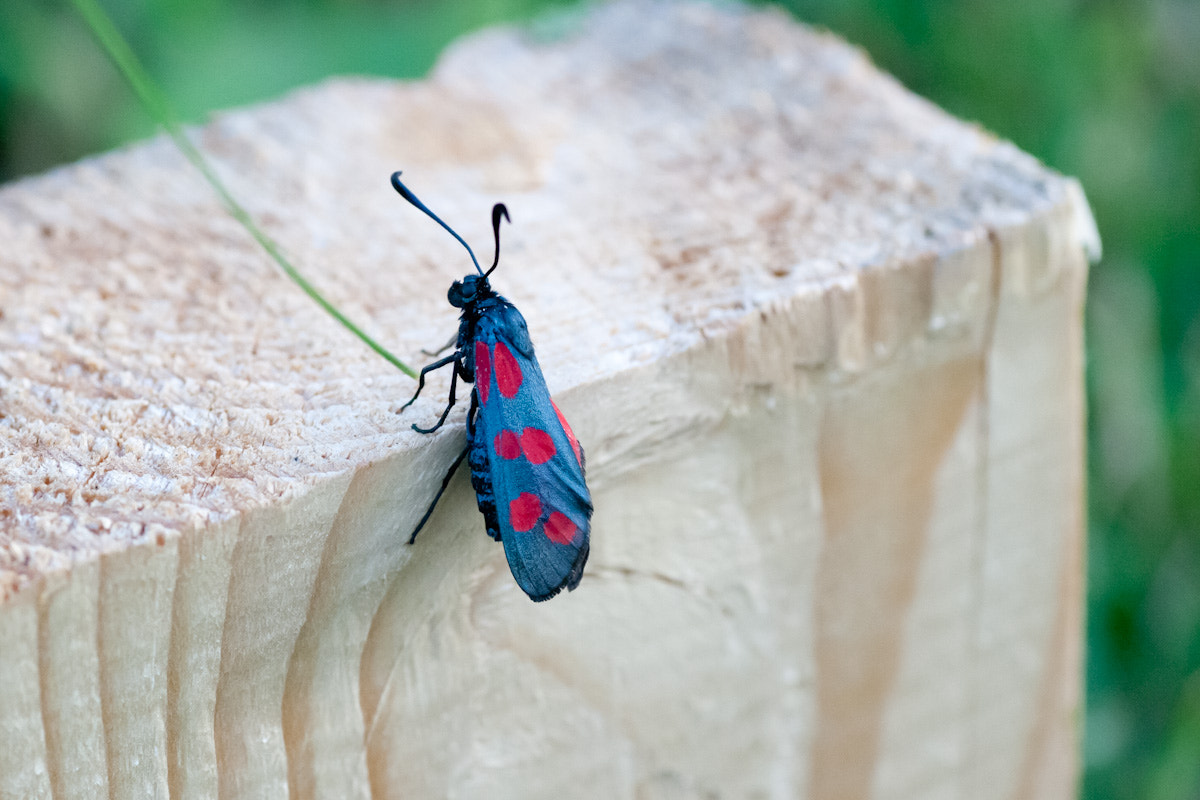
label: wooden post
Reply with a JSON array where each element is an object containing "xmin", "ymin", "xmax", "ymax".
[{"xmin": 0, "ymin": 3, "xmax": 1097, "ymax": 798}]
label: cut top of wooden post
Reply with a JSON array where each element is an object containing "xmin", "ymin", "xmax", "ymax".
[{"xmin": 0, "ymin": 1, "xmax": 1096, "ymax": 592}]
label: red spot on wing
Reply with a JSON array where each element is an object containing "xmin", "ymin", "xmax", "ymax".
[
  {"xmin": 519, "ymin": 427, "xmax": 556, "ymax": 464},
  {"xmin": 474, "ymin": 341, "xmax": 491, "ymax": 404},
  {"xmin": 494, "ymin": 341, "xmax": 523, "ymax": 398},
  {"xmin": 494, "ymin": 429, "xmax": 520, "ymax": 460},
  {"xmin": 509, "ymin": 492, "xmax": 542, "ymax": 533},
  {"xmin": 544, "ymin": 512, "xmax": 577, "ymax": 545},
  {"xmin": 552, "ymin": 400, "xmax": 583, "ymax": 466}
]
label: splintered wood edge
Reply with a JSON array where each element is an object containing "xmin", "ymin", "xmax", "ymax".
[{"xmin": 0, "ymin": 1, "xmax": 1096, "ymax": 594}]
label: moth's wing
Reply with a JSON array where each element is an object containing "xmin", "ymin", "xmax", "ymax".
[{"xmin": 473, "ymin": 305, "xmax": 592, "ymax": 601}]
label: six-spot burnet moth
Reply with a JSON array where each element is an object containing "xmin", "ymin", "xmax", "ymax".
[{"xmin": 392, "ymin": 172, "xmax": 592, "ymax": 602}]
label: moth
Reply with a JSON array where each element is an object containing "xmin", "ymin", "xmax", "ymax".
[{"xmin": 393, "ymin": 172, "xmax": 591, "ymax": 601}]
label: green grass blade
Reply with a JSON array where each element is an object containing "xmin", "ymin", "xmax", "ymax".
[{"xmin": 68, "ymin": 0, "xmax": 417, "ymax": 378}]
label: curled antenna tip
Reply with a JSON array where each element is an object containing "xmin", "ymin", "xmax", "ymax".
[
  {"xmin": 486, "ymin": 203, "xmax": 511, "ymax": 276},
  {"xmin": 390, "ymin": 171, "xmax": 416, "ymax": 202}
]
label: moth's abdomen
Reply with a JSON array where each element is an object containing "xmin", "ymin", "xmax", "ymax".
[{"xmin": 468, "ymin": 405, "xmax": 502, "ymax": 542}]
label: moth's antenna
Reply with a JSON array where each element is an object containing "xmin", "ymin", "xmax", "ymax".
[
  {"xmin": 485, "ymin": 203, "xmax": 510, "ymax": 277},
  {"xmin": 391, "ymin": 171, "xmax": 483, "ymax": 276}
]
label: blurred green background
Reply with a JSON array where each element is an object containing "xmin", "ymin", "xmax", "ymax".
[{"xmin": 1, "ymin": 1, "xmax": 1197, "ymax": 797}]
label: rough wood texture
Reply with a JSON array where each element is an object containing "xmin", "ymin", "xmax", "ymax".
[{"xmin": 0, "ymin": 2, "xmax": 1097, "ymax": 798}]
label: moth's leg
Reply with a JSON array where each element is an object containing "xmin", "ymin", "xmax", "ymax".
[
  {"xmin": 411, "ymin": 364, "xmax": 459, "ymax": 435},
  {"xmin": 401, "ymin": 352, "xmax": 458, "ymax": 411},
  {"xmin": 406, "ymin": 444, "xmax": 469, "ymax": 545},
  {"xmin": 421, "ymin": 333, "xmax": 458, "ymax": 358},
  {"xmin": 463, "ymin": 392, "xmax": 501, "ymax": 541}
]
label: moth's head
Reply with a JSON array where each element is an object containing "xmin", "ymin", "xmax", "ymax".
[{"xmin": 448, "ymin": 273, "xmax": 487, "ymax": 308}]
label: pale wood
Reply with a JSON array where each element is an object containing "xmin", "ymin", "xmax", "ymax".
[{"xmin": 0, "ymin": 2, "xmax": 1097, "ymax": 799}]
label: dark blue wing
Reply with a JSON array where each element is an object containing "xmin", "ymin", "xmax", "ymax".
[{"xmin": 470, "ymin": 302, "xmax": 591, "ymax": 601}]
